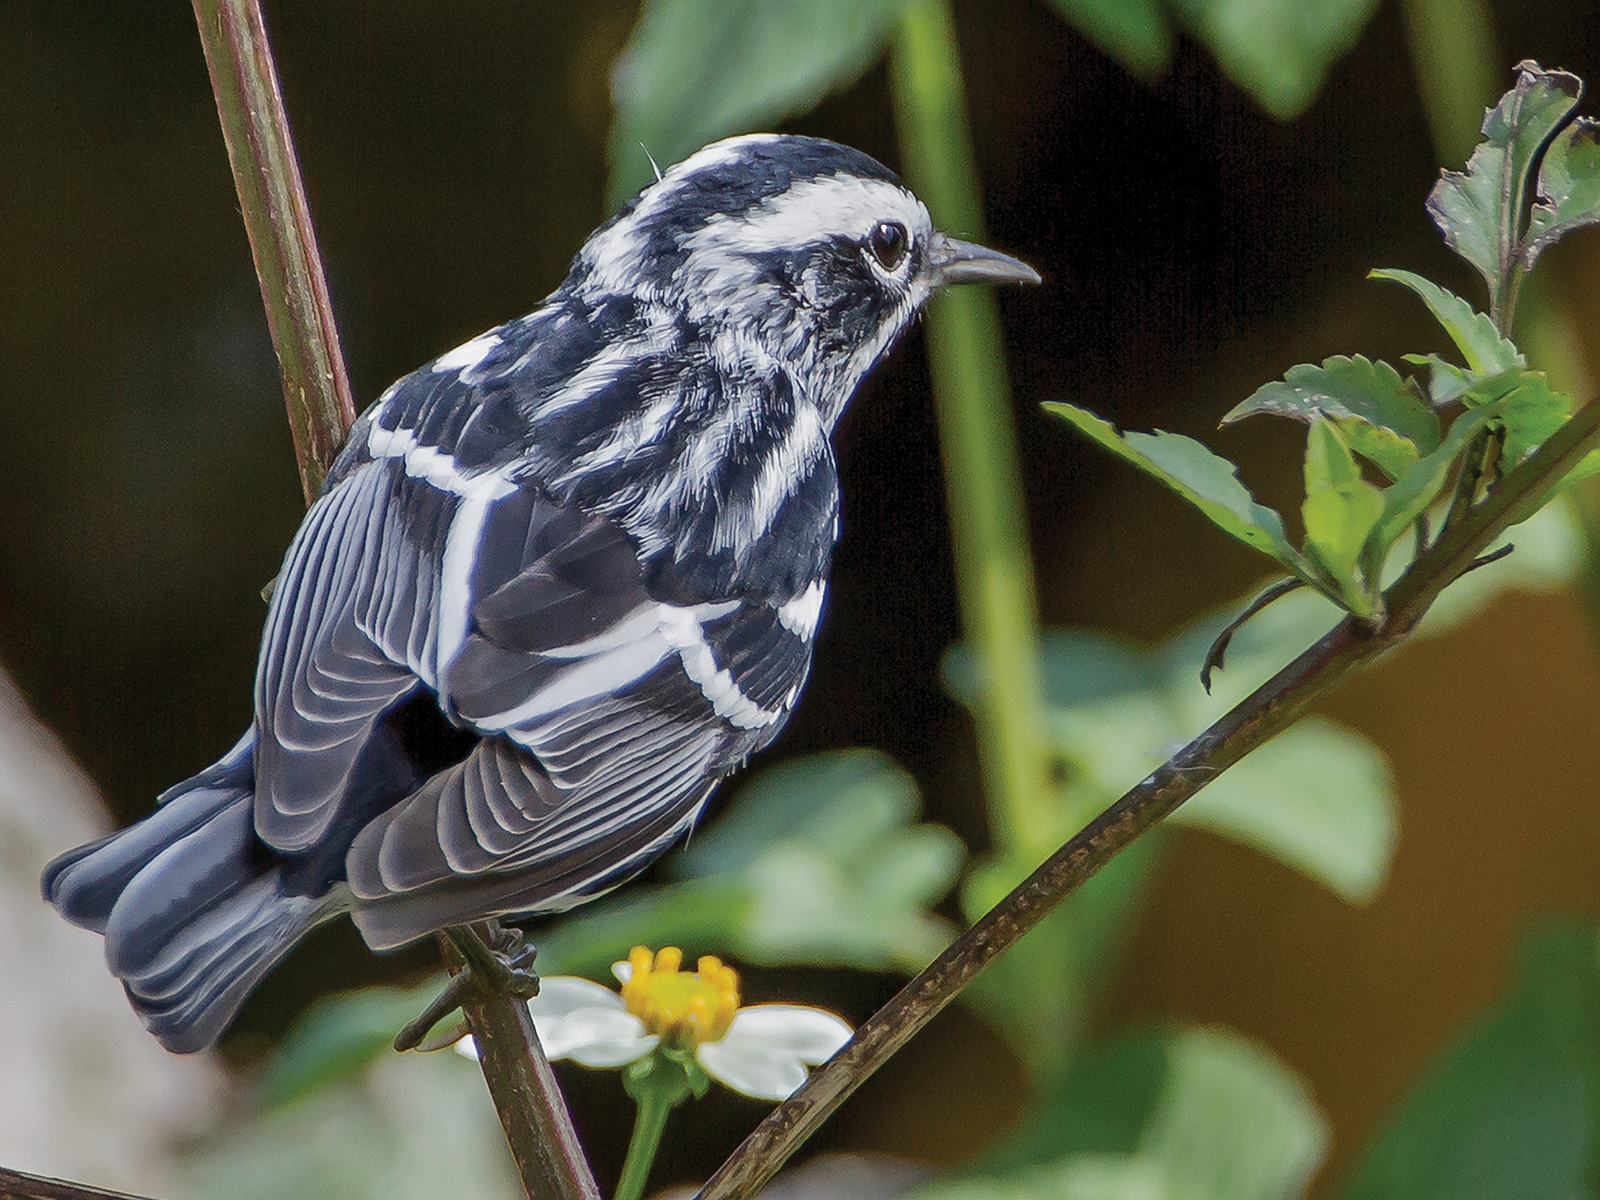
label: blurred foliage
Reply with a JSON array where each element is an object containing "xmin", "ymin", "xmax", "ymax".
[
  {"xmin": 607, "ymin": 0, "xmax": 1384, "ymax": 201},
  {"xmin": 187, "ymin": 1051, "xmax": 519, "ymax": 1200},
  {"xmin": 906, "ymin": 1027, "xmax": 1328, "ymax": 1200},
  {"xmin": 1338, "ymin": 920, "xmax": 1600, "ymax": 1200}
]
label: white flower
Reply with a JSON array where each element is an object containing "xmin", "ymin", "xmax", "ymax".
[{"xmin": 460, "ymin": 946, "xmax": 852, "ymax": 1102}]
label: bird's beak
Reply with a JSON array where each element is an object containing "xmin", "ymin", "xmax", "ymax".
[{"xmin": 927, "ymin": 232, "xmax": 1042, "ymax": 288}]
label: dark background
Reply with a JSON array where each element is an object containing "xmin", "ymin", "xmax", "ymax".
[{"xmin": 5, "ymin": 1, "xmax": 1600, "ymax": 1193}]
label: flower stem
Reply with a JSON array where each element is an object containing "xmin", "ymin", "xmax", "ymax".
[{"xmin": 616, "ymin": 1062, "xmax": 688, "ymax": 1200}]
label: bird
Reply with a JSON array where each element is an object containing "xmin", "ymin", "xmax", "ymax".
[{"xmin": 42, "ymin": 133, "xmax": 1040, "ymax": 1053}]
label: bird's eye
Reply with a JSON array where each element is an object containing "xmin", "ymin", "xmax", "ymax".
[{"xmin": 867, "ymin": 221, "xmax": 909, "ymax": 271}]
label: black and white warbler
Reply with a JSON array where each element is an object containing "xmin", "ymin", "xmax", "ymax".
[{"xmin": 42, "ymin": 134, "xmax": 1039, "ymax": 1052}]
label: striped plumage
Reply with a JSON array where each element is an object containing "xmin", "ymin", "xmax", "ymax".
[{"xmin": 42, "ymin": 133, "xmax": 1038, "ymax": 1052}]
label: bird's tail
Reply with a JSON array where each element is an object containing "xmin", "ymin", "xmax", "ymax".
[{"xmin": 41, "ymin": 734, "xmax": 338, "ymax": 1052}]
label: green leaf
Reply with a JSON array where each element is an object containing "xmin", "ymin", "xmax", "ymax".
[
  {"xmin": 1225, "ymin": 355, "xmax": 1439, "ymax": 480},
  {"xmin": 1560, "ymin": 447, "xmax": 1600, "ymax": 489},
  {"xmin": 1301, "ymin": 418, "xmax": 1384, "ymax": 613},
  {"xmin": 1140, "ymin": 1027, "xmax": 1329, "ymax": 1200},
  {"xmin": 1402, "ymin": 353, "xmax": 1475, "ymax": 407},
  {"xmin": 1171, "ymin": 719, "xmax": 1397, "ymax": 903},
  {"xmin": 979, "ymin": 1030, "xmax": 1171, "ymax": 1170},
  {"xmin": 916, "ymin": 1028, "xmax": 1328, "ymax": 1200},
  {"xmin": 1426, "ymin": 62, "xmax": 1583, "ymax": 306},
  {"xmin": 1168, "ymin": 0, "xmax": 1380, "ymax": 120},
  {"xmin": 1340, "ymin": 921, "xmax": 1600, "ymax": 1200},
  {"xmin": 607, "ymin": 0, "xmax": 912, "ymax": 204},
  {"xmin": 537, "ymin": 750, "xmax": 965, "ymax": 979},
  {"xmin": 1494, "ymin": 372, "xmax": 1573, "ymax": 467},
  {"xmin": 1524, "ymin": 117, "xmax": 1600, "ymax": 266},
  {"xmin": 1371, "ymin": 404, "xmax": 1498, "ymax": 550},
  {"xmin": 1043, "ymin": 0, "xmax": 1174, "ymax": 78},
  {"xmin": 1046, "ymin": 403, "xmax": 1312, "ymax": 579},
  {"xmin": 670, "ymin": 750, "xmax": 965, "ymax": 972},
  {"xmin": 1369, "ymin": 270, "xmax": 1524, "ymax": 376},
  {"xmin": 260, "ymin": 985, "xmax": 444, "ymax": 1108}
]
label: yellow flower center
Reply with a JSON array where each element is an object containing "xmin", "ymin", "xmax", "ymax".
[{"xmin": 619, "ymin": 945, "xmax": 741, "ymax": 1050}]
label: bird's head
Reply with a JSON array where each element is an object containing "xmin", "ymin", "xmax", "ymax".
[{"xmin": 569, "ymin": 134, "xmax": 1039, "ymax": 428}]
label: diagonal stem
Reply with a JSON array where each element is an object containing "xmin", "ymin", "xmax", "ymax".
[
  {"xmin": 0, "ymin": 1166, "xmax": 159, "ymax": 1200},
  {"xmin": 190, "ymin": 0, "xmax": 357, "ymax": 502},
  {"xmin": 696, "ymin": 397, "xmax": 1600, "ymax": 1200},
  {"xmin": 188, "ymin": 4, "xmax": 598, "ymax": 1197}
]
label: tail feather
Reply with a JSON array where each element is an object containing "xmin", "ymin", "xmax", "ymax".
[
  {"xmin": 40, "ymin": 734, "xmax": 343, "ymax": 1052},
  {"xmin": 121, "ymin": 879, "xmax": 331, "ymax": 1053},
  {"xmin": 41, "ymin": 741, "xmax": 251, "ymax": 931},
  {"xmin": 102, "ymin": 797, "xmax": 259, "ymax": 976}
]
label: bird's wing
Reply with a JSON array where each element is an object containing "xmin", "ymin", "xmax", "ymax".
[
  {"xmin": 340, "ymin": 488, "xmax": 823, "ymax": 947},
  {"xmin": 250, "ymin": 330, "xmax": 537, "ymax": 854},
  {"xmin": 252, "ymin": 453, "xmax": 443, "ymax": 853}
]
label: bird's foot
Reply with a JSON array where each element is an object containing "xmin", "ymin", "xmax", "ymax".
[{"xmin": 393, "ymin": 920, "xmax": 539, "ymax": 1052}]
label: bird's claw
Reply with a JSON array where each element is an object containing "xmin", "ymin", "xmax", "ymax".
[{"xmin": 393, "ymin": 920, "xmax": 539, "ymax": 1052}]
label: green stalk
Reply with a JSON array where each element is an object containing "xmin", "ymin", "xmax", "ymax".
[
  {"xmin": 888, "ymin": 0, "xmax": 1055, "ymax": 859},
  {"xmin": 615, "ymin": 1097, "xmax": 672, "ymax": 1200},
  {"xmin": 616, "ymin": 1059, "xmax": 693, "ymax": 1200}
]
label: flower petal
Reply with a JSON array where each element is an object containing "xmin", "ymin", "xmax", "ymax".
[
  {"xmin": 719, "ymin": 1006, "xmax": 853, "ymax": 1063},
  {"xmin": 539, "ymin": 1007, "xmax": 654, "ymax": 1062},
  {"xmin": 696, "ymin": 1038, "xmax": 810, "ymax": 1100},
  {"xmin": 562, "ymin": 1027, "xmax": 659, "ymax": 1069},
  {"xmin": 528, "ymin": 976, "xmax": 626, "ymax": 1019},
  {"xmin": 612, "ymin": 960, "xmax": 633, "ymax": 984},
  {"xmin": 695, "ymin": 1006, "xmax": 852, "ymax": 1100}
]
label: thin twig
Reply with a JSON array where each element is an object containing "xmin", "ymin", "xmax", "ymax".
[
  {"xmin": 190, "ymin": 0, "xmax": 356, "ymax": 501},
  {"xmin": 0, "ymin": 1166, "xmax": 157, "ymax": 1200},
  {"xmin": 696, "ymin": 397, "xmax": 1600, "ymax": 1200},
  {"xmin": 188, "ymin": 4, "xmax": 598, "ymax": 1197},
  {"xmin": 1201, "ymin": 576, "xmax": 1306, "ymax": 693}
]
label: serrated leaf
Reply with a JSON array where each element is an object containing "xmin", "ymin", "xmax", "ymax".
[
  {"xmin": 1494, "ymin": 372, "xmax": 1572, "ymax": 467},
  {"xmin": 1171, "ymin": 0, "xmax": 1380, "ymax": 120},
  {"xmin": 1340, "ymin": 921, "xmax": 1600, "ymax": 1200},
  {"xmin": 1046, "ymin": 403, "xmax": 1311, "ymax": 579},
  {"xmin": 1426, "ymin": 62, "xmax": 1582, "ymax": 306},
  {"xmin": 1303, "ymin": 485, "xmax": 1384, "ymax": 614},
  {"xmin": 1044, "ymin": 0, "xmax": 1174, "ymax": 77},
  {"xmin": 1371, "ymin": 405, "xmax": 1498, "ymax": 550},
  {"xmin": 1525, "ymin": 116, "xmax": 1600, "ymax": 266},
  {"xmin": 1369, "ymin": 269, "xmax": 1524, "ymax": 376},
  {"xmin": 1171, "ymin": 719, "xmax": 1396, "ymax": 903},
  {"xmin": 607, "ymin": 0, "xmax": 912, "ymax": 204},
  {"xmin": 1403, "ymin": 353, "xmax": 1475, "ymax": 407},
  {"xmin": 1225, "ymin": 355, "xmax": 1439, "ymax": 479}
]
